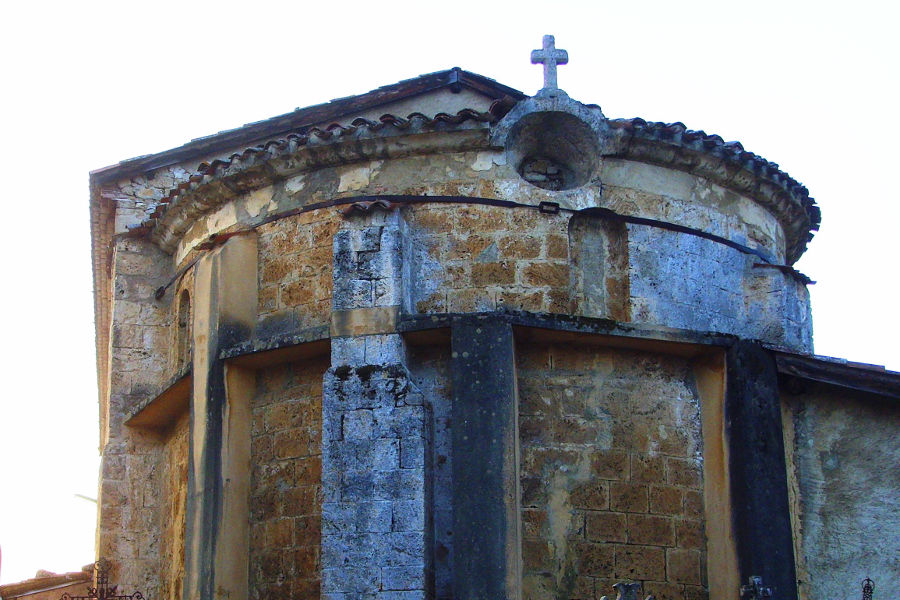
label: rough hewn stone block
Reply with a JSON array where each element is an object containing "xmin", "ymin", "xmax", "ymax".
[
  {"xmin": 575, "ymin": 541, "xmax": 615, "ymax": 575},
  {"xmin": 627, "ymin": 513, "xmax": 675, "ymax": 546},
  {"xmin": 570, "ymin": 480, "xmax": 610, "ymax": 510},
  {"xmin": 610, "ymin": 482, "xmax": 649, "ymax": 513},
  {"xmin": 521, "ymin": 262, "xmax": 569, "ymax": 288},
  {"xmin": 614, "ymin": 544, "xmax": 666, "ymax": 581},
  {"xmin": 667, "ymin": 548, "xmax": 702, "ymax": 584},
  {"xmin": 586, "ymin": 512, "xmax": 627, "ymax": 543},
  {"xmin": 471, "ymin": 261, "xmax": 516, "ymax": 286},
  {"xmin": 649, "ymin": 485, "xmax": 683, "ymax": 516}
]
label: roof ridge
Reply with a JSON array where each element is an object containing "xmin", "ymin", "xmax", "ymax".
[{"xmin": 91, "ymin": 69, "xmax": 524, "ymax": 184}]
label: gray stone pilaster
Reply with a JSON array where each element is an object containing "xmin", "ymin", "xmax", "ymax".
[
  {"xmin": 451, "ymin": 316, "xmax": 522, "ymax": 600},
  {"xmin": 322, "ymin": 211, "xmax": 431, "ymax": 599},
  {"xmin": 725, "ymin": 341, "xmax": 797, "ymax": 599}
]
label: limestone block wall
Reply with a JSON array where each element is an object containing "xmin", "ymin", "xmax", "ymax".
[
  {"xmin": 257, "ymin": 211, "xmax": 338, "ymax": 335},
  {"xmin": 159, "ymin": 413, "xmax": 189, "ymax": 600},
  {"xmin": 599, "ymin": 161, "xmax": 787, "ymax": 263},
  {"xmin": 163, "ymin": 150, "xmax": 810, "ymax": 351},
  {"xmin": 108, "ymin": 238, "xmax": 173, "ymax": 416},
  {"xmin": 403, "ymin": 200, "xmax": 808, "ymax": 351},
  {"xmin": 249, "ymin": 358, "xmax": 327, "ymax": 599},
  {"xmin": 98, "ymin": 236, "xmax": 174, "ymax": 596},
  {"xmin": 348, "ymin": 338, "xmax": 712, "ymax": 600},
  {"xmin": 406, "ymin": 204, "xmax": 571, "ymax": 314},
  {"xmin": 627, "ymin": 226, "xmax": 812, "ymax": 351},
  {"xmin": 107, "ymin": 167, "xmax": 196, "ymax": 234},
  {"xmin": 517, "ymin": 343, "xmax": 707, "ymax": 600},
  {"xmin": 320, "ymin": 212, "xmax": 432, "ymax": 599},
  {"xmin": 783, "ymin": 387, "xmax": 900, "ymax": 599},
  {"xmin": 170, "ymin": 152, "xmax": 788, "ymax": 271},
  {"xmin": 96, "ymin": 119, "xmax": 817, "ymax": 598}
]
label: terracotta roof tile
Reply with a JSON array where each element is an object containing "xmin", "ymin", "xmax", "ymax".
[
  {"xmin": 134, "ymin": 110, "xmax": 818, "ymax": 261},
  {"xmin": 139, "ymin": 109, "xmax": 497, "ymax": 225},
  {"xmin": 90, "ymin": 68, "xmax": 524, "ymax": 185},
  {"xmin": 0, "ymin": 569, "xmax": 91, "ymax": 598},
  {"xmin": 607, "ymin": 117, "xmax": 820, "ymax": 261}
]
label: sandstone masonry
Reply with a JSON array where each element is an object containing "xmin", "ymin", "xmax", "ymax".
[{"xmin": 88, "ymin": 54, "xmax": 898, "ymax": 600}]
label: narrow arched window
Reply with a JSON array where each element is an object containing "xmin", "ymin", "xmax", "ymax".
[{"xmin": 176, "ymin": 290, "xmax": 191, "ymax": 371}]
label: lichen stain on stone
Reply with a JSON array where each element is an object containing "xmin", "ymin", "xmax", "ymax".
[
  {"xmin": 284, "ymin": 174, "xmax": 306, "ymax": 195},
  {"xmin": 243, "ymin": 186, "xmax": 276, "ymax": 218},
  {"xmin": 471, "ymin": 151, "xmax": 496, "ymax": 172},
  {"xmin": 337, "ymin": 161, "xmax": 383, "ymax": 192},
  {"xmin": 409, "ymin": 230, "xmax": 445, "ymax": 313},
  {"xmin": 544, "ymin": 454, "xmax": 592, "ymax": 592},
  {"xmin": 208, "ymin": 202, "xmax": 238, "ymax": 234}
]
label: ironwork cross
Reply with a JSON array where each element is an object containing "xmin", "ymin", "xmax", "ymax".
[
  {"xmin": 740, "ymin": 575, "xmax": 773, "ymax": 600},
  {"xmin": 861, "ymin": 577, "xmax": 874, "ymax": 600},
  {"xmin": 60, "ymin": 559, "xmax": 144, "ymax": 600},
  {"xmin": 531, "ymin": 34, "xmax": 568, "ymax": 90}
]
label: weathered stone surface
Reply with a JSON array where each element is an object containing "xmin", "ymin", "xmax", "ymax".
[
  {"xmin": 322, "ymin": 213, "xmax": 428, "ymax": 597},
  {"xmin": 451, "ymin": 317, "xmax": 521, "ymax": 599},
  {"xmin": 250, "ymin": 359, "xmax": 326, "ymax": 599},
  {"xmin": 184, "ymin": 235, "xmax": 257, "ymax": 600},
  {"xmin": 98, "ymin": 237, "xmax": 174, "ymax": 599},
  {"xmin": 725, "ymin": 342, "xmax": 797, "ymax": 599},
  {"xmin": 321, "ymin": 360, "xmax": 428, "ymax": 597},
  {"xmin": 92, "ymin": 65, "xmax": 844, "ymax": 600},
  {"xmin": 159, "ymin": 413, "xmax": 190, "ymax": 600},
  {"xmin": 257, "ymin": 211, "xmax": 338, "ymax": 333},
  {"xmin": 786, "ymin": 385, "xmax": 900, "ymax": 599},
  {"xmin": 518, "ymin": 342, "xmax": 706, "ymax": 598}
]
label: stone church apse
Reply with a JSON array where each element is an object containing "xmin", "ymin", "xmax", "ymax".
[{"xmin": 88, "ymin": 36, "xmax": 899, "ymax": 600}]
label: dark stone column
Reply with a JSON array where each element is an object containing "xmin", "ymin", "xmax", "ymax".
[
  {"xmin": 725, "ymin": 340, "xmax": 797, "ymax": 599},
  {"xmin": 451, "ymin": 316, "xmax": 521, "ymax": 600}
]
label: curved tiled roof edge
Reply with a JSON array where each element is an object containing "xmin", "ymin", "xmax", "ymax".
[
  {"xmin": 609, "ymin": 117, "xmax": 819, "ymax": 224},
  {"xmin": 606, "ymin": 117, "xmax": 820, "ymax": 263},
  {"xmin": 144, "ymin": 109, "xmax": 497, "ymax": 223},
  {"xmin": 140, "ymin": 109, "xmax": 498, "ymax": 253},
  {"xmin": 134, "ymin": 108, "xmax": 819, "ymax": 264}
]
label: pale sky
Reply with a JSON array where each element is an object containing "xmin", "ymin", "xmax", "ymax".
[{"xmin": 0, "ymin": 0, "xmax": 897, "ymax": 585}]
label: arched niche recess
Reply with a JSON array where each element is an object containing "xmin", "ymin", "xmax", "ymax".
[{"xmin": 175, "ymin": 289, "xmax": 191, "ymax": 371}]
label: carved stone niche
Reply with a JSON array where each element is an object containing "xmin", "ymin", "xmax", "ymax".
[{"xmin": 491, "ymin": 89, "xmax": 610, "ymax": 191}]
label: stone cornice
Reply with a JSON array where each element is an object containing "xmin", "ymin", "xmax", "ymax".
[
  {"xmin": 128, "ymin": 110, "xmax": 818, "ymax": 265},
  {"xmin": 143, "ymin": 113, "xmax": 496, "ymax": 254},
  {"xmin": 606, "ymin": 118, "xmax": 819, "ymax": 264}
]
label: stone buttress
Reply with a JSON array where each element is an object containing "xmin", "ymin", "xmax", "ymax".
[{"xmin": 322, "ymin": 211, "xmax": 432, "ymax": 598}]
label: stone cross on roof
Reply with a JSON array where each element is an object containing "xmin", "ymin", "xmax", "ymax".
[{"xmin": 531, "ymin": 34, "xmax": 568, "ymax": 90}]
